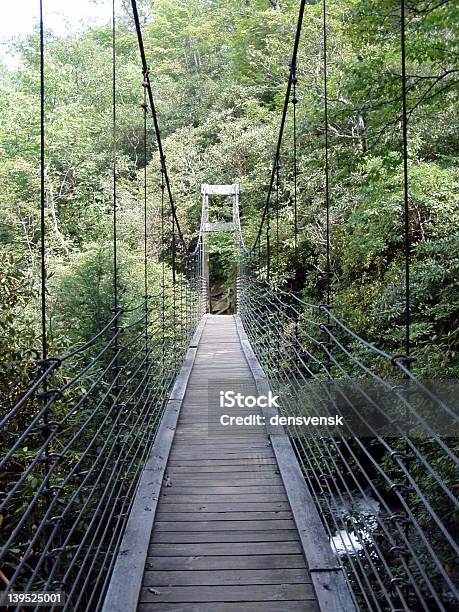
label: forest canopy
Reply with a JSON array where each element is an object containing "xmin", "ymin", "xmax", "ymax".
[{"xmin": 0, "ymin": 0, "xmax": 458, "ymax": 405}]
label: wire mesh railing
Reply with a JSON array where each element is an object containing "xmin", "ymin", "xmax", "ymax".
[
  {"xmin": 238, "ymin": 268, "xmax": 458, "ymax": 611},
  {"xmin": 0, "ymin": 273, "xmax": 206, "ymax": 612},
  {"xmin": 0, "ymin": 1, "xmax": 210, "ymax": 607}
]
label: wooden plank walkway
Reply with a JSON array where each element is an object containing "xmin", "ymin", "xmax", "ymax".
[
  {"xmin": 103, "ymin": 314, "xmax": 355, "ymax": 612},
  {"xmin": 138, "ymin": 315, "xmax": 318, "ymax": 611}
]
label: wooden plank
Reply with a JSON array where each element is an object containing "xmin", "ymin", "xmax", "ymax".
[
  {"xmin": 181, "ymin": 407, "xmax": 255, "ymax": 411},
  {"xmin": 155, "ymin": 511, "xmax": 293, "ymax": 522},
  {"xmin": 138, "ymin": 602, "xmax": 318, "ymax": 612},
  {"xmin": 180, "ymin": 412, "xmax": 258, "ymax": 417},
  {"xmin": 173, "ymin": 433, "xmax": 267, "ymax": 438},
  {"xmin": 170, "ymin": 444, "xmax": 272, "ymax": 450},
  {"xmin": 157, "ymin": 502, "xmax": 291, "ymax": 513},
  {"xmin": 171, "ymin": 426, "xmax": 264, "ymax": 431},
  {"xmin": 165, "ymin": 465, "xmax": 278, "ymax": 474},
  {"xmin": 311, "ymin": 570, "xmax": 357, "ymax": 612},
  {"xmin": 177, "ymin": 425, "xmax": 265, "ymax": 430},
  {"xmin": 148, "ymin": 542, "xmax": 302, "ymax": 557},
  {"xmin": 170, "ymin": 443, "xmax": 270, "ymax": 448},
  {"xmin": 270, "ymin": 435, "xmax": 339, "ymax": 571},
  {"xmin": 107, "ymin": 315, "xmax": 320, "ymax": 611},
  {"xmin": 169, "ymin": 444, "xmax": 271, "ymax": 450},
  {"xmin": 145, "ymin": 554, "xmax": 307, "ymax": 571},
  {"xmin": 188, "ymin": 372, "xmax": 252, "ymax": 377},
  {"xmin": 176, "ymin": 417, "xmax": 263, "ymax": 422},
  {"xmin": 165, "ymin": 473, "xmax": 279, "ymax": 481},
  {"xmin": 171, "ymin": 426, "xmax": 270, "ymax": 430},
  {"xmin": 170, "ymin": 435, "xmax": 267, "ymax": 440},
  {"xmin": 173, "ymin": 435, "xmax": 268, "ymax": 442},
  {"xmin": 159, "ymin": 494, "xmax": 288, "ymax": 503},
  {"xmin": 160, "ymin": 486, "xmax": 285, "ymax": 495},
  {"xmin": 143, "ymin": 568, "xmax": 309, "ymax": 586},
  {"xmin": 167, "ymin": 478, "xmax": 283, "ymax": 487},
  {"xmin": 166, "ymin": 459, "xmax": 277, "ymax": 467},
  {"xmin": 169, "ymin": 452, "xmax": 275, "ymax": 460},
  {"xmin": 194, "ymin": 430, "xmax": 267, "ymax": 435},
  {"xmin": 174, "ymin": 414, "xmax": 263, "ymax": 418},
  {"xmin": 168, "ymin": 472, "xmax": 281, "ymax": 480},
  {"xmin": 154, "ymin": 520, "xmax": 295, "ymax": 531},
  {"xmin": 166, "ymin": 467, "xmax": 279, "ymax": 476},
  {"xmin": 139, "ymin": 584, "xmax": 315, "ymax": 603},
  {"xmin": 151, "ymin": 530, "xmax": 299, "ymax": 544}
]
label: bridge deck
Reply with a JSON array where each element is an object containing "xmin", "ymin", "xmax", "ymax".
[
  {"xmin": 139, "ymin": 315, "xmax": 317, "ymax": 611},
  {"xmin": 105, "ymin": 315, "xmax": 353, "ymax": 612}
]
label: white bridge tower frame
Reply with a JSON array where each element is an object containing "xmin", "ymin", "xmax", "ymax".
[{"xmin": 200, "ymin": 183, "xmax": 240, "ymax": 313}]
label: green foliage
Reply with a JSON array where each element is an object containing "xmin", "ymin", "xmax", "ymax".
[
  {"xmin": 0, "ymin": 1, "xmax": 457, "ymax": 607},
  {"xmin": 0, "ymin": 249, "xmax": 37, "ymax": 405},
  {"xmin": 209, "ymin": 232, "xmax": 237, "ymax": 287},
  {"xmin": 0, "ymin": 0, "xmax": 456, "ymax": 394}
]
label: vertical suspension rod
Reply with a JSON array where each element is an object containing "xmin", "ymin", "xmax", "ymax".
[
  {"xmin": 322, "ymin": 0, "xmax": 331, "ymax": 311},
  {"xmin": 112, "ymin": 0, "xmax": 119, "ymax": 315},
  {"xmin": 276, "ymin": 160, "xmax": 280, "ymax": 272},
  {"xmin": 292, "ymin": 65, "xmax": 298, "ymax": 254},
  {"xmin": 39, "ymin": 0, "xmax": 47, "ymax": 363},
  {"xmin": 400, "ymin": 0, "xmax": 410, "ymax": 361},
  {"xmin": 143, "ymin": 86, "xmax": 149, "ymax": 354}
]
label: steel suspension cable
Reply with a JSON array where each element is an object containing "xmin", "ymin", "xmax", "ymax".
[
  {"xmin": 142, "ymin": 85, "xmax": 149, "ymax": 367},
  {"xmin": 400, "ymin": 0, "xmax": 411, "ymax": 363},
  {"xmin": 38, "ymin": 0, "xmax": 53, "ymax": 577},
  {"xmin": 251, "ymin": 0, "xmax": 306, "ymax": 253},
  {"xmin": 322, "ymin": 0, "xmax": 331, "ymax": 310},
  {"xmin": 111, "ymin": 0, "xmax": 122, "ymax": 463},
  {"xmin": 400, "ymin": 1, "xmax": 413, "ymax": 604},
  {"xmin": 292, "ymin": 64, "xmax": 298, "ymax": 254},
  {"xmin": 266, "ymin": 174, "xmax": 271, "ymax": 281},
  {"xmin": 130, "ymin": 0, "xmax": 187, "ymax": 251},
  {"xmin": 112, "ymin": 0, "xmax": 119, "ymax": 315},
  {"xmin": 39, "ymin": 0, "xmax": 46, "ymax": 365},
  {"xmin": 276, "ymin": 159, "xmax": 280, "ymax": 272},
  {"xmin": 171, "ymin": 191, "xmax": 177, "ymax": 372},
  {"xmin": 161, "ymin": 167, "xmax": 166, "ymax": 382}
]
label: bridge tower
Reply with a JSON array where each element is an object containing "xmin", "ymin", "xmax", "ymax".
[{"xmin": 201, "ymin": 183, "xmax": 240, "ymax": 312}]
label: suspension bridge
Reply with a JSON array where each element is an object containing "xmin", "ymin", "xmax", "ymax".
[{"xmin": 1, "ymin": 0, "xmax": 458, "ymax": 611}]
